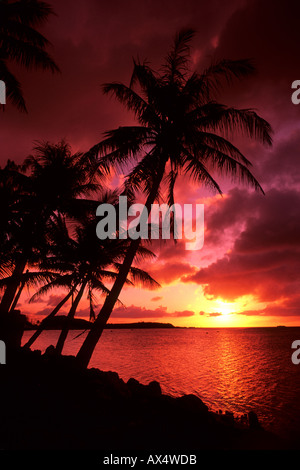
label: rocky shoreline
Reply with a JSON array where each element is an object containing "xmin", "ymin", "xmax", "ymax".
[{"xmin": 0, "ymin": 347, "xmax": 289, "ymax": 450}]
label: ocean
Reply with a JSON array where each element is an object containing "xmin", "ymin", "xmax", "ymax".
[{"xmin": 21, "ymin": 326, "xmax": 300, "ymax": 441}]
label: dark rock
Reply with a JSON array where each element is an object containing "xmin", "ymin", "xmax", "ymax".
[
  {"xmin": 104, "ymin": 371, "xmax": 129, "ymax": 397},
  {"xmin": 88, "ymin": 369, "xmax": 130, "ymax": 398},
  {"xmin": 0, "ymin": 347, "xmax": 287, "ymax": 451},
  {"xmin": 175, "ymin": 394, "xmax": 208, "ymax": 414},
  {"xmin": 44, "ymin": 345, "xmax": 57, "ymax": 356},
  {"xmin": 127, "ymin": 378, "xmax": 162, "ymax": 399},
  {"xmin": 127, "ymin": 377, "xmax": 143, "ymax": 395},
  {"xmin": 0, "ymin": 310, "xmax": 27, "ymax": 349},
  {"xmin": 147, "ymin": 380, "xmax": 161, "ymax": 397},
  {"xmin": 222, "ymin": 411, "xmax": 234, "ymax": 425},
  {"xmin": 248, "ymin": 411, "xmax": 261, "ymax": 429}
]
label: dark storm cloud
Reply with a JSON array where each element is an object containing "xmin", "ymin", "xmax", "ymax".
[
  {"xmin": 1, "ymin": 0, "xmax": 244, "ymax": 163},
  {"xmin": 214, "ymin": 0, "xmax": 300, "ymax": 131},
  {"xmin": 215, "ymin": 0, "xmax": 300, "ymax": 83},
  {"xmin": 182, "ymin": 188, "xmax": 300, "ymax": 310}
]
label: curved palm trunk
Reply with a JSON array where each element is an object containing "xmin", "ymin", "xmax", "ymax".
[
  {"xmin": 0, "ymin": 257, "xmax": 27, "ymax": 315},
  {"xmin": 23, "ymin": 288, "xmax": 75, "ymax": 349},
  {"xmin": 76, "ymin": 163, "xmax": 166, "ymax": 368},
  {"xmin": 9, "ymin": 269, "xmax": 29, "ymax": 313},
  {"xmin": 56, "ymin": 281, "xmax": 87, "ymax": 355},
  {"xmin": 0, "ymin": 257, "xmax": 28, "ymax": 349}
]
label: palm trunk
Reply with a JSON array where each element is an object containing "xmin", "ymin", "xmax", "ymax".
[
  {"xmin": 76, "ymin": 163, "xmax": 166, "ymax": 368},
  {"xmin": 0, "ymin": 257, "xmax": 27, "ymax": 315},
  {"xmin": 9, "ymin": 269, "xmax": 29, "ymax": 313},
  {"xmin": 23, "ymin": 289, "xmax": 75, "ymax": 349},
  {"xmin": 0, "ymin": 257, "xmax": 28, "ymax": 349},
  {"xmin": 56, "ymin": 281, "xmax": 87, "ymax": 355}
]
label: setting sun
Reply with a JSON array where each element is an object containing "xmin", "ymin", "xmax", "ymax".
[{"xmin": 213, "ymin": 299, "xmax": 237, "ymax": 316}]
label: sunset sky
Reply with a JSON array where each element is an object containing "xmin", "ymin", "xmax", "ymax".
[{"xmin": 2, "ymin": 0, "xmax": 300, "ymax": 327}]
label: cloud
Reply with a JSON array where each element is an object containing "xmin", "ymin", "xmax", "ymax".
[
  {"xmin": 111, "ymin": 305, "xmax": 195, "ymax": 319},
  {"xmin": 0, "ymin": 0, "xmax": 243, "ymax": 163},
  {"xmin": 151, "ymin": 296, "xmax": 163, "ymax": 302},
  {"xmin": 74, "ymin": 303, "xmax": 195, "ymax": 320},
  {"xmin": 23, "ymin": 305, "xmax": 68, "ymax": 318},
  {"xmin": 199, "ymin": 310, "xmax": 222, "ymax": 317},
  {"xmin": 240, "ymin": 295, "xmax": 300, "ymax": 317},
  {"xmin": 183, "ymin": 188, "xmax": 300, "ymax": 311},
  {"xmin": 256, "ymin": 131, "xmax": 300, "ymax": 190},
  {"xmin": 216, "ymin": 0, "xmax": 300, "ymax": 84},
  {"xmin": 149, "ymin": 261, "xmax": 198, "ymax": 285}
]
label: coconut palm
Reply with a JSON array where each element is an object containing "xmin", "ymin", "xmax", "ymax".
[
  {"xmin": 0, "ymin": 160, "xmax": 36, "ymax": 315},
  {"xmin": 23, "ymin": 208, "xmax": 159, "ymax": 353},
  {"xmin": 76, "ymin": 29, "xmax": 272, "ymax": 367},
  {"xmin": 0, "ymin": 0, "xmax": 59, "ymax": 111},
  {"xmin": 0, "ymin": 160, "xmax": 27, "ymax": 279},
  {"xmin": 0, "ymin": 141, "xmax": 99, "ymax": 331}
]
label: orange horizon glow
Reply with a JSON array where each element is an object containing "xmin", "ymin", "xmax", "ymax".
[{"xmin": 24, "ymin": 284, "xmax": 300, "ymax": 329}]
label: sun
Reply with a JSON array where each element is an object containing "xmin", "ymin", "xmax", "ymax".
[{"xmin": 213, "ymin": 299, "xmax": 237, "ymax": 316}]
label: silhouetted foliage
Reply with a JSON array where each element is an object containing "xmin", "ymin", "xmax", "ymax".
[{"xmin": 76, "ymin": 29, "xmax": 272, "ymax": 367}]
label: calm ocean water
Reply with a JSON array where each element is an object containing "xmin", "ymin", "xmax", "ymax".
[{"xmin": 22, "ymin": 327, "xmax": 300, "ymax": 440}]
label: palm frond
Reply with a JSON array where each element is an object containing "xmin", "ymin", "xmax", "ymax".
[
  {"xmin": 29, "ymin": 275, "xmax": 78, "ymax": 303},
  {"xmin": 196, "ymin": 132, "xmax": 253, "ymax": 167},
  {"xmin": 193, "ymin": 143, "xmax": 264, "ymax": 193},
  {"xmin": 1, "ymin": 36, "xmax": 59, "ymax": 72},
  {"xmin": 0, "ymin": 60, "xmax": 27, "ymax": 111},
  {"xmin": 86, "ymin": 126, "xmax": 155, "ymax": 173},
  {"xmin": 103, "ymin": 82, "xmax": 158, "ymax": 127},
  {"xmin": 164, "ymin": 28, "xmax": 195, "ymax": 81},
  {"xmin": 2, "ymin": 0, "xmax": 56, "ymax": 28},
  {"xmin": 197, "ymin": 59, "xmax": 255, "ymax": 99},
  {"xmin": 130, "ymin": 60, "xmax": 160, "ymax": 98},
  {"xmin": 182, "ymin": 149, "xmax": 223, "ymax": 194},
  {"xmin": 197, "ymin": 105, "xmax": 273, "ymax": 146},
  {"xmin": 128, "ymin": 266, "xmax": 160, "ymax": 289}
]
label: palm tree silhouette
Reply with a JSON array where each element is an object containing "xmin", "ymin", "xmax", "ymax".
[
  {"xmin": 76, "ymin": 29, "xmax": 272, "ymax": 367},
  {"xmin": 0, "ymin": 0, "xmax": 59, "ymax": 111},
  {"xmin": 55, "ymin": 218, "xmax": 158, "ymax": 354},
  {"xmin": 23, "ymin": 203, "xmax": 159, "ymax": 353},
  {"xmin": 0, "ymin": 141, "xmax": 99, "ymax": 347}
]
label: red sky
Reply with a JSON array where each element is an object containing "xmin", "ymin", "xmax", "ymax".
[{"xmin": 2, "ymin": 0, "xmax": 300, "ymax": 327}]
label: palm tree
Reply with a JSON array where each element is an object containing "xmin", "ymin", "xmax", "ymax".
[
  {"xmin": 55, "ymin": 219, "xmax": 158, "ymax": 355},
  {"xmin": 23, "ymin": 207, "xmax": 159, "ymax": 353},
  {"xmin": 0, "ymin": 141, "xmax": 99, "ymax": 347},
  {"xmin": 0, "ymin": 140, "xmax": 99, "ymax": 314},
  {"xmin": 76, "ymin": 29, "xmax": 272, "ymax": 368},
  {"xmin": 0, "ymin": 0, "xmax": 59, "ymax": 112},
  {"xmin": 0, "ymin": 160, "xmax": 27, "ymax": 279}
]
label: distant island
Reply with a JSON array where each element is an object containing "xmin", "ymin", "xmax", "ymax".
[{"xmin": 24, "ymin": 316, "xmax": 176, "ymax": 330}]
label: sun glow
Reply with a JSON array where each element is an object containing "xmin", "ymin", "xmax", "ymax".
[{"xmin": 213, "ymin": 299, "xmax": 237, "ymax": 316}]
